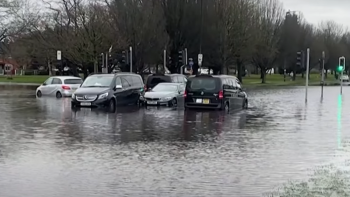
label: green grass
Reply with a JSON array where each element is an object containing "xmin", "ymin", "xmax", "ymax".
[
  {"xmin": 243, "ymin": 73, "xmax": 339, "ymax": 86},
  {"xmin": 0, "ymin": 73, "xmax": 340, "ymax": 86},
  {"xmin": 0, "ymin": 75, "xmax": 49, "ymax": 84}
]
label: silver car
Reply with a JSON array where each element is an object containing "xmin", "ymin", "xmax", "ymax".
[
  {"xmin": 141, "ymin": 83, "xmax": 185, "ymax": 106},
  {"xmin": 36, "ymin": 76, "xmax": 83, "ymax": 98}
]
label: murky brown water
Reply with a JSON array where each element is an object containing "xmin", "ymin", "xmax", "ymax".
[{"xmin": 0, "ymin": 85, "xmax": 349, "ymax": 197}]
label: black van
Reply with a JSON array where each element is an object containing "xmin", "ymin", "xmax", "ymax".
[
  {"xmin": 184, "ymin": 74, "xmax": 248, "ymax": 111},
  {"xmin": 71, "ymin": 73, "xmax": 144, "ymax": 112},
  {"xmin": 145, "ymin": 74, "xmax": 187, "ymax": 91}
]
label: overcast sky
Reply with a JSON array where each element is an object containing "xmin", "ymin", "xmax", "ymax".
[{"xmin": 282, "ymin": 0, "xmax": 350, "ymax": 29}]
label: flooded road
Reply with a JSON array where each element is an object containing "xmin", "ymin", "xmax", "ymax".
[{"xmin": 0, "ymin": 86, "xmax": 350, "ymax": 196}]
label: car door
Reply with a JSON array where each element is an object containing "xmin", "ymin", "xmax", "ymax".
[
  {"xmin": 236, "ymin": 79, "xmax": 246, "ymax": 103},
  {"xmin": 231, "ymin": 79, "xmax": 242, "ymax": 109},
  {"xmin": 222, "ymin": 79, "xmax": 234, "ymax": 105},
  {"xmin": 48, "ymin": 78, "xmax": 62, "ymax": 96},
  {"xmin": 126, "ymin": 75, "xmax": 138, "ymax": 104},
  {"xmin": 177, "ymin": 84, "xmax": 186, "ymax": 102},
  {"xmin": 114, "ymin": 77, "xmax": 125, "ymax": 105},
  {"xmin": 121, "ymin": 76, "xmax": 133, "ymax": 105},
  {"xmin": 40, "ymin": 77, "xmax": 53, "ymax": 95}
]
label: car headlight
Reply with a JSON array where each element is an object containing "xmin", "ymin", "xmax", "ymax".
[
  {"xmin": 162, "ymin": 97, "xmax": 172, "ymax": 101},
  {"xmin": 98, "ymin": 92, "xmax": 108, "ymax": 99},
  {"xmin": 71, "ymin": 93, "xmax": 75, "ymax": 99}
]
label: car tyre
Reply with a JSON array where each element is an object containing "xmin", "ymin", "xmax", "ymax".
[
  {"xmin": 168, "ymin": 98, "xmax": 177, "ymax": 107},
  {"xmin": 224, "ymin": 102, "xmax": 229, "ymax": 112},
  {"xmin": 243, "ymin": 99, "xmax": 248, "ymax": 109},
  {"xmin": 56, "ymin": 92, "xmax": 62, "ymax": 98},
  {"xmin": 108, "ymin": 99, "xmax": 116, "ymax": 113},
  {"xmin": 36, "ymin": 90, "xmax": 42, "ymax": 97}
]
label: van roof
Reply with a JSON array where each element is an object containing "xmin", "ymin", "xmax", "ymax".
[
  {"xmin": 90, "ymin": 72, "xmax": 140, "ymax": 77},
  {"xmin": 189, "ymin": 74, "xmax": 238, "ymax": 79}
]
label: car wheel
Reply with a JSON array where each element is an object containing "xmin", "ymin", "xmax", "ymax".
[
  {"xmin": 36, "ymin": 90, "xmax": 42, "ymax": 97},
  {"xmin": 243, "ymin": 99, "xmax": 248, "ymax": 109},
  {"xmin": 224, "ymin": 102, "xmax": 229, "ymax": 112},
  {"xmin": 71, "ymin": 102, "xmax": 76, "ymax": 109},
  {"xmin": 56, "ymin": 92, "xmax": 62, "ymax": 98},
  {"xmin": 108, "ymin": 99, "xmax": 116, "ymax": 113},
  {"xmin": 168, "ymin": 98, "xmax": 177, "ymax": 107}
]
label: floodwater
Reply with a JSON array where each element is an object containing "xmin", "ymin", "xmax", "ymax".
[{"xmin": 0, "ymin": 85, "xmax": 350, "ymax": 197}]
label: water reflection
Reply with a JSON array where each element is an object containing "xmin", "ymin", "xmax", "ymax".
[{"xmin": 2, "ymin": 86, "xmax": 350, "ymax": 196}]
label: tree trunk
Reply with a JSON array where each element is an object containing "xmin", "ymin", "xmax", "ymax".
[
  {"xmin": 237, "ymin": 60, "xmax": 243, "ymax": 83},
  {"xmin": 83, "ymin": 66, "xmax": 88, "ymax": 79},
  {"xmin": 260, "ymin": 67, "xmax": 266, "ymax": 83},
  {"xmin": 48, "ymin": 59, "xmax": 52, "ymax": 76}
]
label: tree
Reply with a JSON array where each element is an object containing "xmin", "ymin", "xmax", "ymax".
[{"xmin": 251, "ymin": 0, "xmax": 283, "ymax": 83}]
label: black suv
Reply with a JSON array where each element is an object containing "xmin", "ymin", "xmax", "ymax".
[
  {"xmin": 71, "ymin": 73, "xmax": 144, "ymax": 112},
  {"xmin": 184, "ymin": 74, "xmax": 248, "ymax": 111},
  {"xmin": 145, "ymin": 74, "xmax": 187, "ymax": 91}
]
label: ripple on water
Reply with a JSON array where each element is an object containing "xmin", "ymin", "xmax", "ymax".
[{"xmin": 1, "ymin": 87, "xmax": 350, "ymax": 196}]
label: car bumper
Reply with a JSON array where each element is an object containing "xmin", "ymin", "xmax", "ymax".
[
  {"xmin": 62, "ymin": 90, "xmax": 76, "ymax": 97},
  {"xmin": 140, "ymin": 99, "xmax": 171, "ymax": 106},
  {"xmin": 71, "ymin": 98, "xmax": 109, "ymax": 108},
  {"xmin": 185, "ymin": 102, "xmax": 222, "ymax": 109}
]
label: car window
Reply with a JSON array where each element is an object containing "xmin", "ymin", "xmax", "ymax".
[
  {"xmin": 52, "ymin": 78, "xmax": 62, "ymax": 84},
  {"xmin": 173, "ymin": 76, "xmax": 179, "ymax": 83},
  {"xmin": 64, "ymin": 79, "xmax": 83, "ymax": 84},
  {"xmin": 152, "ymin": 84, "xmax": 178, "ymax": 92},
  {"xmin": 222, "ymin": 79, "xmax": 230, "ymax": 89},
  {"xmin": 178, "ymin": 84, "xmax": 186, "ymax": 92},
  {"xmin": 115, "ymin": 77, "xmax": 122, "ymax": 86},
  {"xmin": 121, "ymin": 77, "xmax": 131, "ymax": 87},
  {"xmin": 232, "ymin": 79, "xmax": 238, "ymax": 89},
  {"xmin": 44, "ymin": 78, "xmax": 53, "ymax": 85},
  {"xmin": 132, "ymin": 76, "xmax": 143, "ymax": 87},
  {"xmin": 188, "ymin": 77, "xmax": 219, "ymax": 91},
  {"xmin": 147, "ymin": 76, "xmax": 171, "ymax": 87},
  {"xmin": 124, "ymin": 76, "xmax": 134, "ymax": 87},
  {"xmin": 235, "ymin": 79, "xmax": 241, "ymax": 89},
  {"xmin": 81, "ymin": 76, "xmax": 113, "ymax": 87}
]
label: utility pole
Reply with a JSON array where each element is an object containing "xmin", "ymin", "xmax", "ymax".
[
  {"xmin": 129, "ymin": 46, "xmax": 133, "ymax": 73},
  {"xmin": 321, "ymin": 51, "xmax": 325, "ymax": 99}
]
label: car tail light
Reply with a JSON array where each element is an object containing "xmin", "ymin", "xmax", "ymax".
[
  {"xmin": 62, "ymin": 85, "xmax": 71, "ymax": 90},
  {"xmin": 184, "ymin": 90, "xmax": 187, "ymax": 98},
  {"xmin": 144, "ymin": 85, "xmax": 147, "ymax": 91},
  {"xmin": 218, "ymin": 90, "xmax": 223, "ymax": 99}
]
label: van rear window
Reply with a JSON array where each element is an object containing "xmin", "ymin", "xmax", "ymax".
[
  {"xmin": 147, "ymin": 76, "xmax": 170, "ymax": 86},
  {"xmin": 188, "ymin": 78, "xmax": 219, "ymax": 91}
]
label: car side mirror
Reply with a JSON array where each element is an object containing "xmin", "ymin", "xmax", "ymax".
[
  {"xmin": 115, "ymin": 85, "xmax": 122, "ymax": 89},
  {"xmin": 42, "ymin": 82, "xmax": 46, "ymax": 86}
]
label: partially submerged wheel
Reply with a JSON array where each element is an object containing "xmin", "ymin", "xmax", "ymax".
[{"xmin": 36, "ymin": 90, "xmax": 42, "ymax": 97}]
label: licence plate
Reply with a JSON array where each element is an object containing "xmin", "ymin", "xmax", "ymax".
[
  {"xmin": 147, "ymin": 101, "xmax": 157, "ymax": 105},
  {"xmin": 80, "ymin": 102, "xmax": 91, "ymax": 106},
  {"xmin": 203, "ymin": 99, "xmax": 210, "ymax": 104},
  {"xmin": 196, "ymin": 99, "xmax": 202, "ymax": 103}
]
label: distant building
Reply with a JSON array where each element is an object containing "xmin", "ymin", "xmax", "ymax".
[{"xmin": 0, "ymin": 58, "xmax": 19, "ymax": 75}]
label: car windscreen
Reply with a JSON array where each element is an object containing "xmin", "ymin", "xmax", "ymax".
[
  {"xmin": 64, "ymin": 79, "xmax": 83, "ymax": 84},
  {"xmin": 147, "ymin": 76, "xmax": 171, "ymax": 87},
  {"xmin": 152, "ymin": 84, "xmax": 178, "ymax": 92},
  {"xmin": 187, "ymin": 77, "xmax": 220, "ymax": 91},
  {"xmin": 81, "ymin": 76, "xmax": 113, "ymax": 87}
]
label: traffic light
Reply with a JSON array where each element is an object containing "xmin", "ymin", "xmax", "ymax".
[
  {"xmin": 296, "ymin": 51, "xmax": 302, "ymax": 67},
  {"xmin": 337, "ymin": 58, "xmax": 345, "ymax": 72},
  {"xmin": 98, "ymin": 53, "xmax": 104, "ymax": 67},
  {"xmin": 178, "ymin": 50, "xmax": 183, "ymax": 65},
  {"xmin": 121, "ymin": 50, "xmax": 126, "ymax": 64},
  {"xmin": 168, "ymin": 56, "xmax": 172, "ymax": 66}
]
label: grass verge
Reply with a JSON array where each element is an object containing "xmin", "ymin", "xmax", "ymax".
[
  {"xmin": 0, "ymin": 73, "xmax": 340, "ymax": 86},
  {"xmin": 0, "ymin": 75, "xmax": 49, "ymax": 84},
  {"xmin": 243, "ymin": 74, "xmax": 339, "ymax": 86}
]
